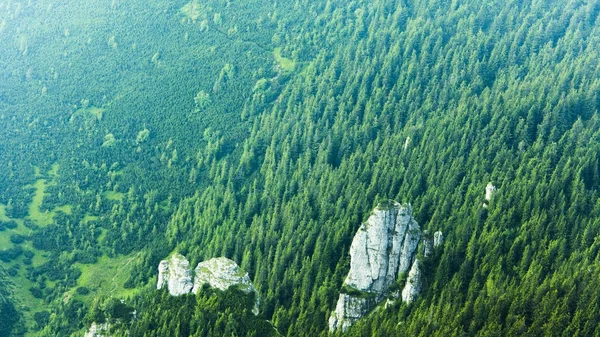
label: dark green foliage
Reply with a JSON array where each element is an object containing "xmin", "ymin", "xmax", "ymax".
[
  {"xmin": 76, "ymin": 287, "xmax": 91, "ymax": 295},
  {"xmin": 0, "ymin": 268, "xmax": 23, "ymax": 336},
  {"xmin": 33, "ymin": 311, "xmax": 50, "ymax": 330},
  {"xmin": 1, "ymin": 221, "xmax": 17, "ymax": 230},
  {"xmin": 0, "ymin": 297, "xmax": 20, "ymax": 337},
  {"xmin": 117, "ymin": 289, "xmax": 279, "ymax": 337},
  {"xmin": 9, "ymin": 234, "xmax": 25, "ymax": 244},
  {"xmin": 0, "ymin": 246, "xmax": 23, "ymax": 263},
  {"xmin": 1, "ymin": 0, "xmax": 600, "ymax": 336}
]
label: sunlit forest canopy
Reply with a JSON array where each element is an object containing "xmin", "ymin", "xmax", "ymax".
[{"xmin": 1, "ymin": 0, "xmax": 600, "ymax": 336}]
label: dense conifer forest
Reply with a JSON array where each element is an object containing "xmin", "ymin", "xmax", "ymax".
[{"xmin": 1, "ymin": 0, "xmax": 600, "ymax": 336}]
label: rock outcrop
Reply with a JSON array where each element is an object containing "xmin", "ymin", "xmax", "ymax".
[
  {"xmin": 483, "ymin": 183, "xmax": 497, "ymax": 208},
  {"xmin": 193, "ymin": 257, "xmax": 260, "ymax": 315},
  {"xmin": 433, "ymin": 231, "xmax": 444, "ymax": 248},
  {"xmin": 329, "ymin": 202, "xmax": 421, "ymax": 332},
  {"xmin": 401, "ymin": 260, "xmax": 421, "ymax": 303},
  {"xmin": 157, "ymin": 255, "xmax": 260, "ymax": 314},
  {"xmin": 485, "ymin": 183, "xmax": 496, "ymax": 201},
  {"xmin": 157, "ymin": 253, "xmax": 193, "ymax": 296},
  {"xmin": 84, "ymin": 322, "xmax": 110, "ymax": 337}
]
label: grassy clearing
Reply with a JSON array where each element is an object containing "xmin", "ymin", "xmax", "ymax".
[
  {"xmin": 70, "ymin": 106, "xmax": 104, "ymax": 124},
  {"xmin": 273, "ymin": 47, "xmax": 296, "ymax": 72},
  {"xmin": 2, "ymin": 163, "xmax": 136, "ymax": 334},
  {"xmin": 0, "ymin": 203, "xmax": 49, "ymax": 335},
  {"xmin": 26, "ymin": 165, "xmax": 73, "ymax": 227},
  {"xmin": 83, "ymin": 215, "xmax": 99, "ymax": 223},
  {"xmin": 28, "ymin": 179, "xmax": 52, "ymax": 226},
  {"xmin": 76, "ymin": 253, "xmax": 142, "ymax": 302},
  {"xmin": 104, "ymin": 191, "xmax": 125, "ymax": 201}
]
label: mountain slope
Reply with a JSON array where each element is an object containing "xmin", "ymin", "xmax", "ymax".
[{"xmin": 1, "ymin": 0, "xmax": 600, "ymax": 336}]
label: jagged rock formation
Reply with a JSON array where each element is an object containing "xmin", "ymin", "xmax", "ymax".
[
  {"xmin": 157, "ymin": 253, "xmax": 193, "ymax": 296},
  {"xmin": 193, "ymin": 257, "xmax": 260, "ymax": 315},
  {"xmin": 157, "ymin": 255, "xmax": 260, "ymax": 314},
  {"xmin": 433, "ymin": 231, "xmax": 444, "ymax": 248},
  {"xmin": 84, "ymin": 322, "xmax": 111, "ymax": 337},
  {"xmin": 401, "ymin": 260, "xmax": 421, "ymax": 303},
  {"xmin": 329, "ymin": 202, "xmax": 421, "ymax": 332}
]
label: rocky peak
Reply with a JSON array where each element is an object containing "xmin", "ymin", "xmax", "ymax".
[
  {"xmin": 329, "ymin": 201, "xmax": 422, "ymax": 332},
  {"xmin": 157, "ymin": 253, "xmax": 193, "ymax": 296}
]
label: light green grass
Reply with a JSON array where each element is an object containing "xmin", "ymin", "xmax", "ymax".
[
  {"xmin": 26, "ymin": 165, "xmax": 73, "ymax": 227},
  {"xmin": 103, "ymin": 191, "xmax": 125, "ymax": 201},
  {"xmin": 97, "ymin": 228, "xmax": 107, "ymax": 245},
  {"xmin": 48, "ymin": 163, "xmax": 59, "ymax": 178},
  {"xmin": 54, "ymin": 205, "xmax": 73, "ymax": 215},
  {"xmin": 76, "ymin": 253, "xmax": 142, "ymax": 301},
  {"xmin": 28, "ymin": 179, "xmax": 51, "ymax": 226},
  {"xmin": 0, "ymin": 203, "xmax": 49, "ymax": 334},
  {"xmin": 70, "ymin": 106, "xmax": 104, "ymax": 124},
  {"xmin": 83, "ymin": 215, "xmax": 99, "ymax": 223},
  {"xmin": 273, "ymin": 47, "xmax": 296, "ymax": 72}
]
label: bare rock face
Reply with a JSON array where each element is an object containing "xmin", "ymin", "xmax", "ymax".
[
  {"xmin": 157, "ymin": 253, "xmax": 193, "ymax": 296},
  {"xmin": 328, "ymin": 294, "xmax": 374, "ymax": 332},
  {"xmin": 329, "ymin": 202, "xmax": 421, "ymax": 332},
  {"xmin": 84, "ymin": 322, "xmax": 110, "ymax": 337},
  {"xmin": 157, "ymin": 255, "xmax": 260, "ymax": 314},
  {"xmin": 192, "ymin": 257, "xmax": 260, "ymax": 315},
  {"xmin": 433, "ymin": 231, "xmax": 444, "ymax": 248},
  {"xmin": 485, "ymin": 183, "xmax": 497, "ymax": 202},
  {"xmin": 401, "ymin": 260, "xmax": 421, "ymax": 303}
]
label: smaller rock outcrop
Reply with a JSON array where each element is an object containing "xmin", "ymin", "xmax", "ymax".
[
  {"xmin": 157, "ymin": 253, "xmax": 194, "ymax": 296},
  {"xmin": 401, "ymin": 260, "xmax": 421, "ymax": 303},
  {"xmin": 193, "ymin": 257, "xmax": 260, "ymax": 315},
  {"xmin": 329, "ymin": 294, "xmax": 373, "ymax": 332},
  {"xmin": 84, "ymin": 322, "xmax": 110, "ymax": 337},
  {"xmin": 423, "ymin": 231, "xmax": 433, "ymax": 257},
  {"xmin": 485, "ymin": 183, "xmax": 496, "ymax": 202},
  {"xmin": 433, "ymin": 231, "xmax": 444, "ymax": 248}
]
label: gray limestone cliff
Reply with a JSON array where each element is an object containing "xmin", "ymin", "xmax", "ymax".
[
  {"xmin": 157, "ymin": 253, "xmax": 193, "ymax": 296},
  {"xmin": 329, "ymin": 202, "xmax": 422, "ymax": 332},
  {"xmin": 157, "ymin": 255, "xmax": 260, "ymax": 314}
]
